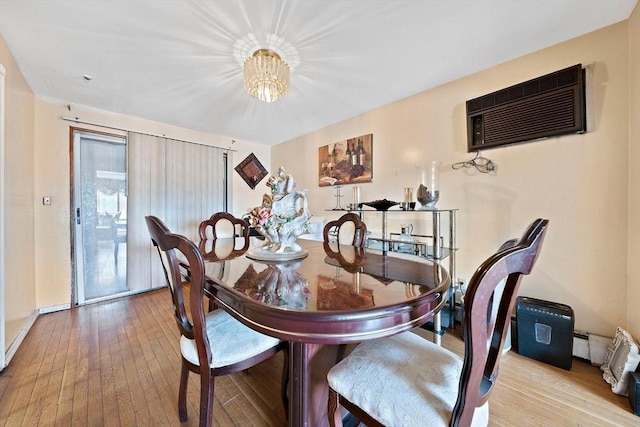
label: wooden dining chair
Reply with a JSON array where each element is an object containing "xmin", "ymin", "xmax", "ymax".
[
  {"xmin": 327, "ymin": 218, "xmax": 549, "ymax": 427},
  {"xmin": 110, "ymin": 211, "xmax": 127, "ymax": 269},
  {"xmin": 198, "ymin": 212, "xmax": 250, "ymax": 311},
  {"xmin": 145, "ymin": 215, "xmax": 289, "ymax": 427},
  {"xmin": 198, "ymin": 212, "xmax": 250, "ymax": 258},
  {"xmin": 323, "ymin": 213, "xmax": 368, "ymax": 248},
  {"xmin": 198, "ymin": 212, "xmax": 250, "ymax": 241}
]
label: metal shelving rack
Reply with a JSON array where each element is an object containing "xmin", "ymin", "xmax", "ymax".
[{"xmin": 347, "ymin": 207, "xmax": 458, "ymax": 339}]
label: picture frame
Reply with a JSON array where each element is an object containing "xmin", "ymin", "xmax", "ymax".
[
  {"xmin": 318, "ymin": 133, "xmax": 372, "ymax": 186},
  {"xmin": 601, "ymin": 327, "xmax": 640, "ymax": 396},
  {"xmin": 235, "ymin": 153, "xmax": 268, "ymax": 190}
]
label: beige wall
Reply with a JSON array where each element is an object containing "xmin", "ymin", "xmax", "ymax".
[
  {"xmin": 272, "ymin": 22, "xmax": 635, "ymax": 337},
  {"xmin": 33, "ymin": 99, "xmax": 270, "ymax": 308},
  {"xmin": 0, "ymin": 35, "xmax": 36, "ymax": 351},
  {"xmin": 627, "ymin": 4, "xmax": 639, "ymax": 340}
]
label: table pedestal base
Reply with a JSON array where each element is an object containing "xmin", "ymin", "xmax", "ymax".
[{"xmin": 289, "ymin": 342, "xmax": 344, "ymax": 427}]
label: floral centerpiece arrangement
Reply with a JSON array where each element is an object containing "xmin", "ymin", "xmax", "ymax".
[{"xmin": 246, "ymin": 166, "xmax": 311, "ymax": 260}]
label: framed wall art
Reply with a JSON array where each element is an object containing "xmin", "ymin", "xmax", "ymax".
[
  {"xmin": 235, "ymin": 153, "xmax": 268, "ymax": 189},
  {"xmin": 318, "ymin": 133, "xmax": 372, "ymax": 187}
]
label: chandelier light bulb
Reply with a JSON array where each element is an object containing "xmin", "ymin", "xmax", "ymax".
[{"xmin": 243, "ymin": 49, "xmax": 290, "ymax": 103}]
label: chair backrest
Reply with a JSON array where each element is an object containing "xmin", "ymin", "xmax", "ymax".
[
  {"xmin": 145, "ymin": 215, "xmax": 195, "ymax": 340},
  {"xmin": 451, "ymin": 218, "xmax": 548, "ymax": 426},
  {"xmin": 198, "ymin": 212, "xmax": 250, "ymax": 260},
  {"xmin": 198, "ymin": 212, "xmax": 250, "ymax": 240},
  {"xmin": 323, "ymin": 213, "xmax": 367, "ymax": 248}
]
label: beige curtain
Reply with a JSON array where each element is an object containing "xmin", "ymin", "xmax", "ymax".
[{"xmin": 127, "ymin": 132, "xmax": 230, "ymax": 291}]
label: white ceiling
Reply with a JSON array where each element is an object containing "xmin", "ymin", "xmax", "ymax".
[{"xmin": 0, "ymin": 0, "xmax": 637, "ymax": 146}]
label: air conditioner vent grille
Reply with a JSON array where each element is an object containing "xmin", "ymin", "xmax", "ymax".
[
  {"xmin": 466, "ymin": 64, "xmax": 585, "ymax": 151},
  {"xmin": 483, "ymin": 88, "xmax": 578, "ymax": 144}
]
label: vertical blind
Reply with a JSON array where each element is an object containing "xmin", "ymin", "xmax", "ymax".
[{"xmin": 127, "ymin": 132, "xmax": 231, "ymax": 291}]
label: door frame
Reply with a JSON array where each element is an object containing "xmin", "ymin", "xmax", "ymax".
[
  {"xmin": 1, "ymin": 63, "xmax": 6, "ymax": 369},
  {"xmin": 69, "ymin": 126, "xmax": 128, "ymax": 305}
]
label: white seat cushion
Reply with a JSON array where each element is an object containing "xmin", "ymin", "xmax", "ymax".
[
  {"xmin": 180, "ymin": 309, "xmax": 280, "ymax": 368},
  {"xmin": 327, "ymin": 331, "xmax": 488, "ymax": 427}
]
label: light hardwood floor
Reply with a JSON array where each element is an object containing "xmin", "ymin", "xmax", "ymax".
[{"xmin": 0, "ymin": 288, "xmax": 637, "ymax": 426}]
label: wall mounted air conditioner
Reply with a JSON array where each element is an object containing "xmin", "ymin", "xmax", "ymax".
[{"xmin": 466, "ymin": 64, "xmax": 586, "ymax": 152}]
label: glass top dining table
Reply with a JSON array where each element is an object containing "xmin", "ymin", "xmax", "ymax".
[{"xmin": 196, "ymin": 237, "xmax": 451, "ymax": 427}]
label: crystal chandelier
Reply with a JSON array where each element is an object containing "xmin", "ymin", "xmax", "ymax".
[{"xmin": 243, "ymin": 49, "xmax": 290, "ymax": 103}]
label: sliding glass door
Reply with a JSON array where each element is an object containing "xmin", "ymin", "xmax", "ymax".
[
  {"xmin": 71, "ymin": 127, "xmax": 229, "ymax": 304},
  {"xmin": 72, "ymin": 130, "xmax": 128, "ymax": 304}
]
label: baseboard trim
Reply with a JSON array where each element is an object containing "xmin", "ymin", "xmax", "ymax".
[
  {"xmin": 3, "ymin": 303, "xmax": 72, "ymax": 369},
  {"xmin": 38, "ymin": 303, "xmax": 71, "ymax": 315},
  {"xmin": 4, "ymin": 309, "xmax": 39, "ymax": 367}
]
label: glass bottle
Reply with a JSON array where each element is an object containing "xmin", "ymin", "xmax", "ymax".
[
  {"xmin": 357, "ymin": 140, "xmax": 365, "ymax": 166},
  {"xmin": 416, "ymin": 160, "xmax": 441, "ymax": 208},
  {"xmin": 350, "ymin": 141, "xmax": 358, "ymax": 166},
  {"xmin": 330, "ymin": 144, "xmax": 337, "ymax": 164}
]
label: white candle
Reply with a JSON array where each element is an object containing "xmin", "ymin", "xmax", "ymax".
[
  {"xmin": 404, "ymin": 187, "xmax": 413, "ymax": 203},
  {"xmin": 353, "ymin": 186, "xmax": 360, "ymax": 205}
]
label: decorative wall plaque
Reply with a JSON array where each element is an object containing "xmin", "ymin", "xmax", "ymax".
[{"xmin": 235, "ymin": 153, "xmax": 268, "ymax": 189}]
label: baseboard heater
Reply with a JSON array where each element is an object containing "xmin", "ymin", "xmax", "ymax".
[
  {"xmin": 466, "ymin": 64, "xmax": 586, "ymax": 152},
  {"xmin": 573, "ymin": 331, "xmax": 610, "ymax": 366}
]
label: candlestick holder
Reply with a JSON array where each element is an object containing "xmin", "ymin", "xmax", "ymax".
[{"xmin": 332, "ymin": 185, "xmax": 345, "ymax": 210}]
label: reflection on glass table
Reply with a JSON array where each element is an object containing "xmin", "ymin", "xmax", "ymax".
[{"xmin": 233, "ymin": 260, "xmax": 310, "ymax": 309}]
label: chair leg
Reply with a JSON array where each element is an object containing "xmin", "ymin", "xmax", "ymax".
[
  {"xmin": 328, "ymin": 387, "xmax": 343, "ymax": 427},
  {"xmin": 199, "ymin": 373, "xmax": 214, "ymax": 427},
  {"xmin": 280, "ymin": 345, "xmax": 290, "ymax": 419},
  {"xmin": 114, "ymin": 242, "xmax": 119, "ymax": 268},
  {"xmin": 179, "ymin": 363, "xmax": 189, "ymax": 422},
  {"xmin": 336, "ymin": 344, "xmax": 347, "ymax": 361}
]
